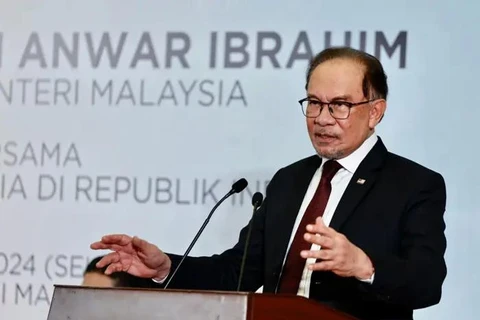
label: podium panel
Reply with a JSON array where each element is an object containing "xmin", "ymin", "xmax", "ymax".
[
  {"xmin": 47, "ymin": 285, "xmax": 248, "ymax": 320},
  {"xmin": 46, "ymin": 285, "xmax": 357, "ymax": 320}
]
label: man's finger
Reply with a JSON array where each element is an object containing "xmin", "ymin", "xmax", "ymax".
[
  {"xmin": 301, "ymin": 248, "xmax": 334, "ymax": 260},
  {"xmin": 308, "ymin": 260, "xmax": 336, "ymax": 271},
  {"xmin": 95, "ymin": 252, "xmax": 120, "ymax": 269},
  {"xmin": 100, "ymin": 234, "xmax": 132, "ymax": 245},
  {"xmin": 90, "ymin": 241, "xmax": 110, "ymax": 250},
  {"xmin": 306, "ymin": 218, "xmax": 336, "ymax": 237},
  {"xmin": 105, "ymin": 261, "xmax": 125, "ymax": 275},
  {"xmin": 316, "ymin": 248, "xmax": 335, "ymax": 260},
  {"xmin": 131, "ymin": 236, "xmax": 152, "ymax": 253},
  {"xmin": 303, "ymin": 232, "xmax": 335, "ymax": 248},
  {"xmin": 317, "ymin": 234, "xmax": 335, "ymax": 248},
  {"xmin": 316, "ymin": 216, "xmax": 337, "ymax": 237},
  {"xmin": 90, "ymin": 240, "xmax": 127, "ymax": 250},
  {"xmin": 90, "ymin": 242, "xmax": 128, "ymax": 253}
]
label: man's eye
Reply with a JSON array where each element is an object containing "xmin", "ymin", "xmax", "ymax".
[{"xmin": 331, "ymin": 101, "xmax": 349, "ymax": 108}]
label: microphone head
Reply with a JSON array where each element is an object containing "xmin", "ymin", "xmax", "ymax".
[
  {"xmin": 232, "ymin": 178, "xmax": 248, "ymax": 193},
  {"xmin": 252, "ymin": 192, "xmax": 263, "ymax": 207}
]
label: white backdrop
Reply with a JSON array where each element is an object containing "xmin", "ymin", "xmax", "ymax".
[{"xmin": 0, "ymin": 1, "xmax": 479, "ymax": 319}]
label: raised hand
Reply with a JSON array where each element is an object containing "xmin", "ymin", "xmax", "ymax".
[
  {"xmin": 301, "ymin": 217, "xmax": 374, "ymax": 280},
  {"xmin": 90, "ymin": 234, "xmax": 171, "ymax": 280}
]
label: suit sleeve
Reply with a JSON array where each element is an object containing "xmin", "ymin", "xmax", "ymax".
[{"xmin": 359, "ymin": 171, "xmax": 447, "ymax": 309}]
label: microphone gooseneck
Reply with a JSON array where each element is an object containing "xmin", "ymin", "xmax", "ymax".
[
  {"xmin": 164, "ymin": 178, "xmax": 248, "ymax": 289},
  {"xmin": 236, "ymin": 191, "xmax": 264, "ymax": 291}
]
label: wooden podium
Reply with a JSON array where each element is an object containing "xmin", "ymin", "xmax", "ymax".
[{"xmin": 46, "ymin": 285, "xmax": 358, "ymax": 320}]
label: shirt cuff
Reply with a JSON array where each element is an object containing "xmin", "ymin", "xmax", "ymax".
[
  {"xmin": 357, "ymin": 272, "xmax": 375, "ymax": 284},
  {"xmin": 152, "ymin": 273, "xmax": 169, "ymax": 284}
]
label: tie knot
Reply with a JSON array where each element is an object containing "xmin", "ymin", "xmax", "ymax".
[{"xmin": 321, "ymin": 160, "xmax": 342, "ymax": 183}]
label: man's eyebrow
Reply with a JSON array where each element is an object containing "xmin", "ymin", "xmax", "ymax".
[
  {"xmin": 306, "ymin": 93, "xmax": 320, "ymax": 100},
  {"xmin": 306, "ymin": 94, "xmax": 353, "ymax": 101},
  {"xmin": 330, "ymin": 95, "xmax": 353, "ymax": 101}
]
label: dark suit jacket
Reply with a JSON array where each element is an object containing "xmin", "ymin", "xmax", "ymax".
[{"xmin": 157, "ymin": 137, "xmax": 447, "ymax": 320}]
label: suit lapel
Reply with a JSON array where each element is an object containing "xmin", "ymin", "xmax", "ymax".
[
  {"xmin": 329, "ymin": 138, "xmax": 388, "ymax": 231},
  {"xmin": 270, "ymin": 156, "xmax": 322, "ymax": 272}
]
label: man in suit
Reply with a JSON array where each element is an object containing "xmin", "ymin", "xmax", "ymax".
[{"xmin": 90, "ymin": 47, "xmax": 447, "ymax": 320}]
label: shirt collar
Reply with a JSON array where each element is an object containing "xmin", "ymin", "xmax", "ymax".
[{"xmin": 320, "ymin": 132, "xmax": 378, "ymax": 174}]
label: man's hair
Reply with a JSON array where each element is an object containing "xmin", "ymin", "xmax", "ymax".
[
  {"xmin": 84, "ymin": 256, "xmax": 125, "ymax": 286},
  {"xmin": 84, "ymin": 256, "xmax": 110, "ymax": 275},
  {"xmin": 84, "ymin": 256, "xmax": 160, "ymax": 288},
  {"xmin": 305, "ymin": 47, "xmax": 388, "ymax": 100}
]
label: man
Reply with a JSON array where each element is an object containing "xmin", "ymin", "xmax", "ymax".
[{"xmin": 90, "ymin": 47, "xmax": 447, "ymax": 320}]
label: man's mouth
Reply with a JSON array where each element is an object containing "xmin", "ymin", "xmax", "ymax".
[
  {"xmin": 314, "ymin": 133, "xmax": 337, "ymax": 142},
  {"xmin": 315, "ymin": 133, "xmax": 336, "ymax": 138}
]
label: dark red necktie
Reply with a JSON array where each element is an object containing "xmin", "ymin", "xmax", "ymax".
[{"xmin": 277, "ymin": 160, "xmax": 343, "ymax": 294}]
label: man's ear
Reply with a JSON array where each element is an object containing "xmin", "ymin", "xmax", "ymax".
[{"xmin": 369, "ymin": 99, "xmax": 386, "ymax": 128}]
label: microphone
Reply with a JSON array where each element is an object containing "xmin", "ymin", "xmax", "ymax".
[
  {"xmin": 236, "ymin": 191, "xmax": 264, "ymax": 291},
  {"xmin": 164, "ymin": 178, "xmax": 248, "ymax": 289}
]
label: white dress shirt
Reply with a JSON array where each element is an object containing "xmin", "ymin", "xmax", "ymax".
[{"xmin": 283, "ymin": 132, "xmax": 378, "ymax": 297}]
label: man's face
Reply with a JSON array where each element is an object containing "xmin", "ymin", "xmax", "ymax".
[
  {"xmin": 306, "ymin": 58, "xmax": 384, "ymax": 159},
  {"xmin": 82, "ymin": 272, "xmax": 116, "ymax": 287}
]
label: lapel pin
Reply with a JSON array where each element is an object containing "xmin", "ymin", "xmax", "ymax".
[{"xmin": 356, "ymin": 178, "xmax": 366, "ymax": 185}]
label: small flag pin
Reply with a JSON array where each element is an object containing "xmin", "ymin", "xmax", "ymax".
[{"xmin": 356, "ymin": 178, "xmax": 366, "ymax": 185}]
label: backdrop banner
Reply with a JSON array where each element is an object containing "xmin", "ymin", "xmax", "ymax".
[{"xmin": 0, "ymin": 1, "xmax": 478, "ymax": 319}]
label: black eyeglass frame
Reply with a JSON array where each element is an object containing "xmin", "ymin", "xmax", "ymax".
[{"xmin": 298, "ymin": 97, "xmax": 377, "ymax": 119}]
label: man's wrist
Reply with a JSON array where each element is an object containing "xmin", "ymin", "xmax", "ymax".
[
  {"xmin": 151, "ymin": 257, "xmax": 172, "ymax": 284},
  {"xmin": 355, "ymin": 250, "xmax": 375, "ymax": 280}
]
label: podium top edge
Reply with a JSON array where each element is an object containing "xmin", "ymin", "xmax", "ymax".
[
  {"xmin": 52, "ymin": 285, "xmax": 316, "ymax": 303},
  {"xmin": 52, "ymin": 284, "xmax": 253, "ymax": 296}
]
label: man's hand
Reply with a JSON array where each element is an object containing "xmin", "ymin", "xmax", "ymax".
[
  {"xmin": 90, "ymin": 234, "xmax": 171, "ymax": 281},
  {"xmin": 300, "ymin": 217, "xmax": 374, "ymax": 280}
]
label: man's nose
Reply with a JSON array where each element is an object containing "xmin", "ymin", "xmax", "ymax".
[{"xmin": 314, "ymin": 106, "xmax": 336, "ymax": 125}]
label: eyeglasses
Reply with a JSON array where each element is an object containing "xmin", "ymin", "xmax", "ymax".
[{"xmin": 298, "ymin": 97, "xmax": 376, "ymax": 119}]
